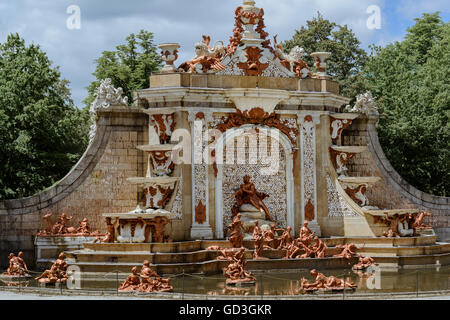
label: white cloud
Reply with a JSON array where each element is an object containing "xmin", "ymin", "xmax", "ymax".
[{"xmin": 0, "ymin": 0, "xmax": 447, "ymax": 107}]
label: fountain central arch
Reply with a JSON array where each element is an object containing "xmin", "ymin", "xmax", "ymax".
[{"xmin": 213, "ymin": 124, "xmax": 295, "ymax": 239}]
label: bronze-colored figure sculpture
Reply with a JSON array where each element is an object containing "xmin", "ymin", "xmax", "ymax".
[
  {"xmin": 412, "ymin": 211, "xmax": 432, "ymax": 231},
  {"xmin": 299, "ymin": 269, "xmax": 357, "ymax": 293},
  {"xmin": 252, "ymin": 221, "xmax": 267, "ymax": 260},
  {"xmin": 76, "ymin": 218, "xmax": 91, "ymax": 235},
  {"xmin": 118, "ymin": 266, "xmax": 141, "ymax": 292},
  {"xmin": 311, "ymin": 236, "xmax": 328, "ymax": 258},
  {"xmin": 38, "ymin": 213, "xmax": 101, "ymax": 237},
  {"xmin": 139, "ymin": 260, "xmax": 173, "ymax": 293},
  {"xmin": 232, "ymin": 175, "xmax": 273, "ymax": 221},
  {"xmin": 263, "ymin": 224, "xmax": 280, "ymax": 249},
  {"xmin": 35, "ymin": 252, "xmax": 68, "ymax": 284},
  {"xmin": 226, "ymin": 213, "xmax": 245, "ymax": 248},
  {"xmin": 3, "ymin": 252, "xmax": 29, "ymax": 277},
  {"xmin": 139, "ymin": 216, "xmax": 170, "ymax": 243},
  {"xmin": 278, "ymin": 226, "xmax": 293, "ymax": 249},
  {"xmin": 333, "ymin": 243, "xmax": 359, "ymax": 261},
  {"xmin": 223, "ymin": 248, "xmax": 256, "ymax": 286},
  {"xmin": 94, "ymin": 217, "xmax": 118, "ymax": 243},
  {"xmin": 352, "ymin": 254, "xmax": 377, "ymax": 270}
]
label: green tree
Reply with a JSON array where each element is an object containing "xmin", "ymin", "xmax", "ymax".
[
  {"xmin": 283, "ymin": 12, "xmax": 368, "ymax": 98},
  {"xmin": 363, "ymin": 13, "xmax": 449, "ymax": 196},
  {"xmin": 84, "ymin": 30, "xmax": 162, "ymax": 107},
  {"xmin": 0, "ymin": 33, "xmax": 90, "ymax": 200}
]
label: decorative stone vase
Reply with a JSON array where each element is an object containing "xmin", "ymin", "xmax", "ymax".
[
  {"xmin": 158, "ymin": 43, "xmax": 180, "ymax": 73},
  {"xmin": 311, "ymin": 52, "xmax": 332, "ymax": 78}
]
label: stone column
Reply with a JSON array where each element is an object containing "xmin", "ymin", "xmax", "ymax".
[
  {"xmin": 300, "ymin": 114, "xmax": 321, "ymax": 236},
  {"xmin": 188, "ymin": 111, "xmax": 213, "ymax": 239}
]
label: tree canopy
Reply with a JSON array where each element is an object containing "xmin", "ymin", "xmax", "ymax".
[
  {"xmin": 0, "ymin": 33, "xmax": 90, "ymax": 200},
  {"xmin": 84, "ymin": 30, "xmax": 162, "ymax": 107},
  {"xmin": 283, "ymin": 12, "xmax": 368, "ymax": 98},
  {"xmin": 362, "ymin": 13, "xmax": 449, "ymax": 196}
]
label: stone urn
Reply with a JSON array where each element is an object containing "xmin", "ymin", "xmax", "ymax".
[
  {"xmin": 158, "ymin": 43, "xmax": 180, "ymax": 73},
  {"xmin": 311, "ymin": 52, "xmax": 332, "ymax": 78}
]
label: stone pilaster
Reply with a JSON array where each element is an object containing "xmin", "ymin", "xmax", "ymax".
[
  {"xmin": 300, "ymin": 114, "xmax": 321, "ymax": 236},
  {"xmin": 188, "ymin": 111, "xmax": 213, "ymax": 239}
]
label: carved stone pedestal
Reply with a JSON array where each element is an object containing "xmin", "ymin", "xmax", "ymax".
[{"xmin": 190, "ymin": 224, "xmax": 213, "ymax": 240}]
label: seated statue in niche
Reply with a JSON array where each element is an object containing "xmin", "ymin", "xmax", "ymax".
[{"xmin": 232, "ymin": 175, "xmax": 273, "ymax": 222}]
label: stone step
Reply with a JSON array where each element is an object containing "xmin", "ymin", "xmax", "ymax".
[
  {"xmin": 67, "ymin": 256, "xmax": 360, "ymax": 277},
  {"xmin": 322, "ymin": 235, "xmax": 436, "ymax": 247},
  {"xmin": 359, "ymin": 243, "xmax": 450, "ymax": 257}
]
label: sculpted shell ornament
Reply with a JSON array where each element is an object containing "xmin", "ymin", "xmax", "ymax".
[{"xmin": 215, "ymin": 108, "xmax": 299, "ymax": 145}]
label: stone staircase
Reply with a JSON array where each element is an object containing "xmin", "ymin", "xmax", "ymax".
[{"xmin": 65, "ymin": 236, "xmax": 450, "ymax": 281}]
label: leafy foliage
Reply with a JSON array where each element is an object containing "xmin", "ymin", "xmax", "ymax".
[
  {"xmin": 362, "ymin": 13, "xmax": 449, "ymax": 196},
  {"xmin": 84, "ymin": 30, "xmax": 162, "ymax": 107},
  {"xmin": 0, "ymin": 34, "xmax": 90, "ymax": 200},
  {"xmin": 283, "ymin": 12, "xmax": 368, "ymax": 98}
]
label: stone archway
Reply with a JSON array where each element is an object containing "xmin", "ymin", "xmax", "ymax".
[{"xmin": 214, "ymin": 125, "xmax": 295, "ymax": 238}]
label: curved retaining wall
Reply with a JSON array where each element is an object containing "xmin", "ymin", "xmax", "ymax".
[
  {"xmin": 342, "ymin": 115, "xmax": 450, "ymax": 242},
  {"xmin": 0, "ymin": 108, "xmax": 149, "ymax": 267}
]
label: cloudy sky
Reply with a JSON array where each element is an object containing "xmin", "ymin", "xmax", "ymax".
[{"xmin": 0, "ymin": 0, "xmax": 448, "ymax": 108}]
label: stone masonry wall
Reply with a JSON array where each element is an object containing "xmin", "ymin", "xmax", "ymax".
[
  {"xmin": 342, "ymin": 116, "xmax": 450, "ymax": 241},
  {"xmin": 0, "ymin": 110, "xmax": 147, "ymax": 268}
]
